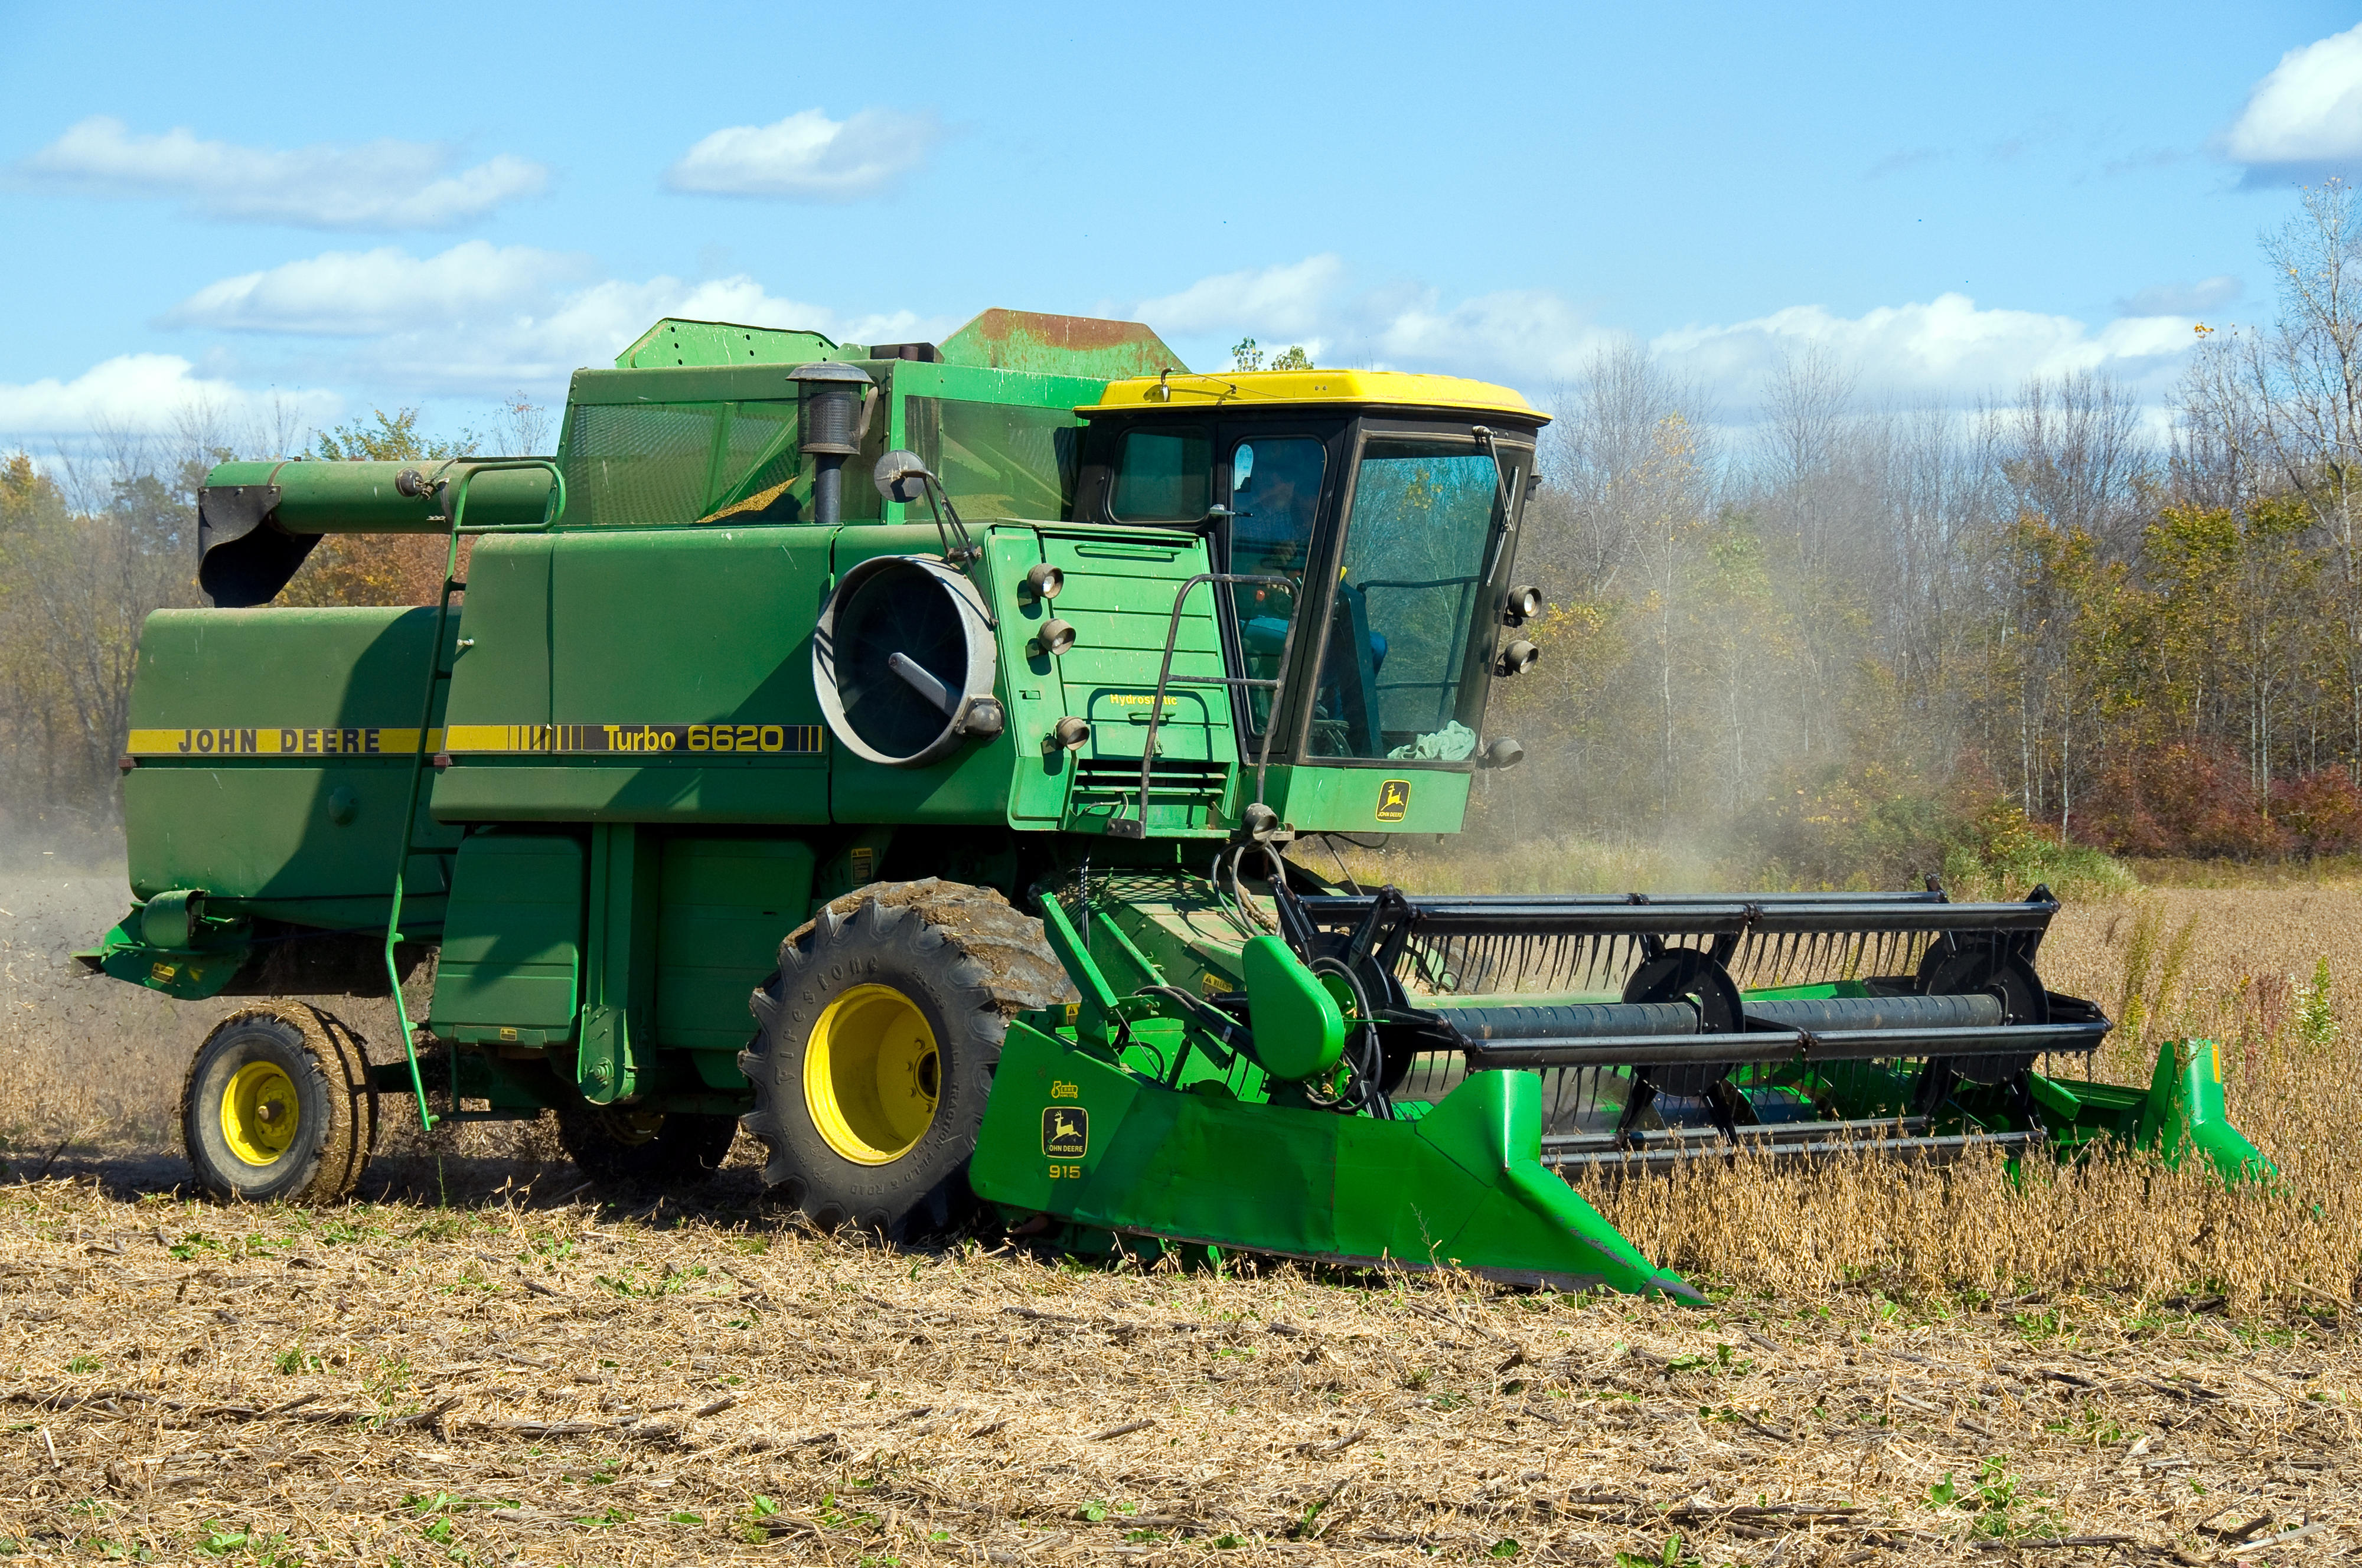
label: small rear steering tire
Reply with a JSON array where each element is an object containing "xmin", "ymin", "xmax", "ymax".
[{"xmin": 181, "ymin": 1003, "xmax": 377, "ymax": 1204}]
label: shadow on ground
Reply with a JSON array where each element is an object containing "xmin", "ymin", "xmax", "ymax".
[{"xmin": 12, "ymin": 1142, "xmax": 778, "ymax": 1222}]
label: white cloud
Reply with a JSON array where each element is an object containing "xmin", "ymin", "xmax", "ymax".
[
  {"xmin": 1369, "ymin": 289, "xmax": 1619, "ymax": 385},
  {"xmin": 17, "ymin": 116, "xmax": 547, "ymax": 228},
  {"xmin": 164, "ymin": 243, "xmax": 954, "ymax": 394},
  {"xmin": 1650, "ymin": 292, "xmax": 2204, "ymax": 405},
  {"xmin": 2226, "ymin": 25, "xmax": 2362, "ymax": 175},
  {"xmin": 2117, "ymin": 275, "xmax": 2243, "ymax": 317},
  {"xmin": 126, "ymin": 239, "xmax": 2221, "ymax": 451},
  {"xmin": 1134, "ymin": 256, "xmax": 1619, "ymax": 387},
  {"xmin": 0, "ymin": 354, "xmax": 337, "ymax": 439},
  {"xmin": 665, "ymin": 108, "xmax": 939, "ymax": 201},
  {"xmin": 167, "ymin": 242, "xmax": 589, "ymax": 335},
  {"xmin": 1135, "ymin": 256, "xmax": 1346, "ymax": 338},
  {"xmin": 1132, "ymin": 254, "xmax": 2212, "ymax": 413},
  {"xmin": 392, "ymin": 273, "xmax": 946, "ymax": 388}
]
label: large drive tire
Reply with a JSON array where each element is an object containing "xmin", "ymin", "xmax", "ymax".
[
  {"xmin": 740, "ymin": 880, "xmax": 1075, "ymax": 1240},
  {"xmin": 554, "ymin": 1100, "xmax": 739, "ymax": 1190},
  {"xmin": 181, "ymin": 1003, "xmax": 376, "ymax": 1204}
]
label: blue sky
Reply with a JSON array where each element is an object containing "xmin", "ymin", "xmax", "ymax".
[{"xmin": 0, "ymin": 1, "xmax": 2356, "ymax": 449}]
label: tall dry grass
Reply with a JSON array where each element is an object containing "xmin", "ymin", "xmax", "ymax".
[{"xmin": 1577, "ymin": 885, "xmax": 2362, "ymax": 1312}]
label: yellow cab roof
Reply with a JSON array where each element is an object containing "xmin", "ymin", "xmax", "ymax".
[{"xmin": 1084, "ymin": 367, "xmax": 1547, "ymax": 422}]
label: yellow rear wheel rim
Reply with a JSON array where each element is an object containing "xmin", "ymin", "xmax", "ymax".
[
  {"xmin": 595, "ymin": 1108, "xmax": 666, "ymax": 1146},
  {"xmin": 804, "ymin": 984, "xmax": 940, "ymax": 1165},
  {"xmin": 221, "ymin": 1060, "xmax": 300, "ymax": 1167}
]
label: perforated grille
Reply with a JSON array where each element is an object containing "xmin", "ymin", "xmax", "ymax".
[
  {"xmin": 908, "ymin": 397, "xmax": 1079, "ymax": 521},
  {"xmin": 562, "ymin": 403, "xmax": 720, "ymax": 526}
]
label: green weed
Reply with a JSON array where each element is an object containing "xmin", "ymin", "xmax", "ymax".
[
  {"xmin": 1924, "ymin": 1456, "xmax": 2053, "ymax": 1540},
  {"xmin": 2298, "ymin": 957, "xmax": 2338, "ymax": 1049},
  {"xmin": 1614, "ymin": 1532, "xmax": 1699, "ymax": 1568}
]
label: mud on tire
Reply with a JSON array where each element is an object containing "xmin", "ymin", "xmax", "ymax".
[
  {"xmin": 181, "ymin": 1002, "xmax": 376, "ymax": 1204},
  {"xmin": 739, "ymin": 879, "xmax": 1074, "ymax": 1240}
]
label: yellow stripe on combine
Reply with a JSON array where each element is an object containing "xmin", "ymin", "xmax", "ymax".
[
  {"xmin": 126, "ymin": 727, "xmax": 438, "ymax": 758},
  {"xmin": 127, "ymin": 722, "xmax": 827, "ymax": 759},
  {"xmin": 445, "ymin": 723, "xmax": 827, "ymax": 755}
]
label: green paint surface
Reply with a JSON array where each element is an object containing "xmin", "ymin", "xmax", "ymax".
[
  {"xmin": 430, "ymin": 832, "xmax": 584, "ymax": 1040},
  {"xmin": 970, "ymin": 1021, "xmax": 1694, "ymax": 1298}
]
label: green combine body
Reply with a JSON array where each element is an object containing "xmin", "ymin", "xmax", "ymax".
[{"xmin": 82, "ymin": 307, "xmax": 2266, "ymax": 1299}]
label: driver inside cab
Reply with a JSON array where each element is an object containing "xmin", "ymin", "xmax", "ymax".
[
  {"xmin": 1229, "ymin": 439, "xmax": 1386, "ymax": 733},
  {"xmin": 1232, "ymin": 437, "xmax": 1324, "ymax": 652}
]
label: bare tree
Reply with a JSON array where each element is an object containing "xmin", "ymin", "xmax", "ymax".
[
  {"xmin": 1989, "ymin": 370, "xmax": 2152, "ymax": 551},
  {"xmin": 2176, "ymin": 182, "xmax": 2362, "ymax": 778},
  {"xmin": 252, "ymin": 390, "xmax": 313, "ymax": 462},
  {"xmin": 1757, "ymin": 345, "xmax": 1858, "ymax": 501},
  {"xmin": 1534, "ymin": 342, "xmax": 1713, "ymax": 600},
  {"xmin": 1753, "ymin": 347, "xmax": 1865, "ymax": 760},
  {"xmin": 1860, "ymin": 400, "xmax": 1989, "ymax": 772},
  {"xmin": 2173, "ymin": 327, "xmax": 2266, "ymax": 510},
  {"xmin": 488, "ymin": 391, "xmax": 554, "ymax": 456}
]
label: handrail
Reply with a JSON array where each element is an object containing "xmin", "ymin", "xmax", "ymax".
[
  {"xmin": 1115, "ymin": 571, "xmax": 1300, "ymax": 839},
  {"xmin": 437, "ymin": 456, "xmax": 570, "ymax": 535},
  {"xmin": 1353, "ymin": 573, "xmax": 1483, "ymax": 592},
  {"xmin": 380, "ymin": 459, "xmax": 567, "ymax": 1130}
]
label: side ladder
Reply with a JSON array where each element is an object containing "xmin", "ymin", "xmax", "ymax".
[{"xmin": 382, "ymin": 460, "xmax": 567, "ymax": 1130}]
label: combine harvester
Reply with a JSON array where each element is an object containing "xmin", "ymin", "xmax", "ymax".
[{"xmin": 82, "ymin": 309, "xmax": 2265, "ymax": 1299}]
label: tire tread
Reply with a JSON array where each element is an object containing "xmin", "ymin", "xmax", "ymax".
[{"xmin": 739, "ymin": 878, "xmax": 1071, "ymax": 1239}]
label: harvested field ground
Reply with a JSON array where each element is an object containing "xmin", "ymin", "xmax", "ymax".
[
  {"xmin": 2, "ymin": 1178, "xmax": 2354, "ymax": 1566},
  {"xmin": 0, "ymin": 867, "xmax": 2357, "ymax": 1562}
]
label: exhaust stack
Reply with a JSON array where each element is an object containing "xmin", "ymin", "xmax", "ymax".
[{"xmin": 788, "ymin": 360, "xmax": 874, "ymax": 525}]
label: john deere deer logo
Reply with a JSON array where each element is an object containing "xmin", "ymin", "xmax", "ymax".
[
  {"xmin": 1042, "ymin": 1106, "xmax": 1089, "ymax": 1158},
  {"xmin": 1376, "ymin": 778, "xmax": 1412, "ymax": 822}
]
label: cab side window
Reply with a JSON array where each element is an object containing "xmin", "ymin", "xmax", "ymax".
[
  {"xmin": 1111, "ymin": 429, "xmax": 1211, "ymax": 521},
  {"xmin": 1226, "ymin": 436, "xmax": 1327, "ymax": 734}
]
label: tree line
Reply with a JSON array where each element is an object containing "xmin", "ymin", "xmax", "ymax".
[{"xmin": 1489, "ymin": 182, "xmax": 2362, "ymax": 883}]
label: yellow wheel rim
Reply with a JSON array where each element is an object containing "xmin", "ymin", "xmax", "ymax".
[
  {"xmin": 596, "ymin": 1108, "xmax": 666, "ymax": 1146},
  {"xmin": 804, "ymin": 984, "xmax": 940, "ymax": 1165},
  {"xmin": 221, "ymin": 1060, "xmax": 300, "ymax": 1167}
]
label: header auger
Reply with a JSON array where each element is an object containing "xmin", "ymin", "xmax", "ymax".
[{"xmin": 81, "ymin": 306, "xmax": 2267, "ymax": 1298}]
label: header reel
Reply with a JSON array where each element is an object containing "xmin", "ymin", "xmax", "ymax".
[{"xmin": 1254, "ymin": 873, "xmax": 2105, "ymax": 1168}]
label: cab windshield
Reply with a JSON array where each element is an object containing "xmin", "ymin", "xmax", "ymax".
[{"xmin": 1306, "ymin": 436, "xmax": 1516, "ymax": 761}]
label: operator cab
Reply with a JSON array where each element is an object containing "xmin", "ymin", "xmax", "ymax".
[{"xmin": 1071, "ymin": 370, "xmax": 1545, "ymax": 775}]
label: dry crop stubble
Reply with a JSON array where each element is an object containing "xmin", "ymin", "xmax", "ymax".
[{"xmin": 0, "ymin": 1180, "xmax": 2354, "ymax": 1564}]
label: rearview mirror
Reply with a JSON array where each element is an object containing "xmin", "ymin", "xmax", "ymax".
[{"xmin": 873, "ymin": 449, "xmax": 932, "ymax": 504}]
